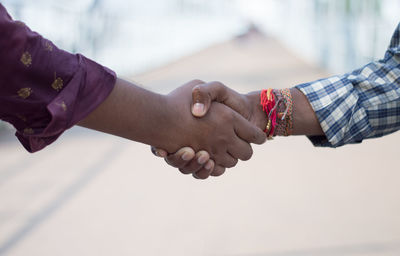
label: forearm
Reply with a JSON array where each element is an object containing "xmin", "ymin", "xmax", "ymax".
[
  {"xmin": 290, "ymin": 88, "xmax": 323, "ymax": 136},
  {"xmin": 78, "ymin": 78, "xmax": 174, "ymax": 148}
]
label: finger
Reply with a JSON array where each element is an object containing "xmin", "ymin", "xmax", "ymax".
[
  {"xmin": 193, "ymin": 165, "xmax": 213, "ymax": 180},
  {"xmin": 205, "ymin": 159, "xmax": 215, "ymax": 172},
  {"xmin": 217, "ymin": 153, "xmax": 238, "ymax": 169},
  {"xmin": 193, "ymin": 160, "xmax": 215, "ymax": 180},
  {"xmin": 165, "ymin": 147, "xmax": 195, "ymax": 169},
  {"xmin": 191, "ymin": 85, "xmax": 212, "ymax": 117},
  {"xmin": 178, "ymin": 151, "xmax": 210, "ymax": 174},
  {"xmin": 233, "ymin": 112, "xmax": 267, "ymax": 145},
  {"xmin": 227, "ymin": 139, "xmax": 253, "ymax": 161},
  {"xmin": 210, "ymin": 164, "xmax": 225, "ymax": 177},
  {"xmin": 151, "ymin": 146, "xmax": 168, "ymax": 158},
  {"xmin": 191, "ymin": 81, "xmax": 247, "ymax": 118}
]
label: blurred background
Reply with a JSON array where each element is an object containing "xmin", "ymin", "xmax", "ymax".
[
  {"xmin": 1, "ymin": 0, "xmax": 400, "ymax": 255},
  {"xmin": 2, "ymin": 0, "xmax": 399, "ymax": 74}
]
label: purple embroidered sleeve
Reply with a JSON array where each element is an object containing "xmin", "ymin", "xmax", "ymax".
[{"xmin": 0, "ymin": 4, "xmax": 116, "ymax": 152}]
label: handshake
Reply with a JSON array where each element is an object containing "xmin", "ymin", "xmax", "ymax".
[
  {"xmin": 150, "ymin": 80, "xmax": 276, "ymax": 179},
  {"xmin": 80, "ymin": 77, "xmax": 321, "ymax": 176}
]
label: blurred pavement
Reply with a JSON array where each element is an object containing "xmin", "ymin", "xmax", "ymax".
[{"xmin": 1, "ymin": 32, "xmax": 400, "ymax": 256}]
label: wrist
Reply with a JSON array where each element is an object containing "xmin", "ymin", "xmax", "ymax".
[
  {"xmin": 245, "ymin": 91, "xmax": 267, "ymax": 131},
  {"xmin": 152, "ymin": 94, "xmax": 184, "ymax": 151}
]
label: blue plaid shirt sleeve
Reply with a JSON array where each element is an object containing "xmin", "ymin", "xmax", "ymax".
[{"xmin": 295, "ymin": 22, "xmax": 400, "ymax": 147}]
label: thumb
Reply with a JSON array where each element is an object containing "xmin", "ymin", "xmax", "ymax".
[
  {"xmin": 191, "ymin": 84, "xmax": 212, "ymax": 117},
  {"xmin": 191, "ymin": 81, "xmax": 247, "ymax": 118}
]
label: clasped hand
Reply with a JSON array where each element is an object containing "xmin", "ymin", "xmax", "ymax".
[{"xmin": 153, "ymin": 80, "xmax": 268, "ymax": 179}]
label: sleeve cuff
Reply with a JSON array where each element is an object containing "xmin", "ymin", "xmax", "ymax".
[
  {"xmin": 16, "ymin": 55, "xmax": 116, "ymax": 152},
  {"xmin": 295, "ymin": 76, "xmax": 372, "ymax": 148}
]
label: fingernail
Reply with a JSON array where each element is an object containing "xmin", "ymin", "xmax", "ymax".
[
  {"xmin": 157, "ymin": 150, "xmax": 167, "ymax": 158},
  {"xmin": 197, "ymin": 155, "xmax": 208, "ymax": 165},
  {"xmin": 192, "ymin": 103, "xmax": 205, "ymax": 115},
  {"xmin": 151, "ymin": 147, "xmax": 161, "ymax": 157},
  {"xmin": 205, "ymin": 161, "xmax": 213, "ymax": 170},
  {"xmin": 182, "ymin": 152, "xmax": 192, "ymax": 161}
]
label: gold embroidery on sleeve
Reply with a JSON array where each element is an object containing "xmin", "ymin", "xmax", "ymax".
[
  {"xmin": 44, "ymin": 41, "xmax": 53, "ymax": 52},
  {"xmin": 61, "ymin": 102, "xmax": 67, "ymax": 111},
  {"xmin": 51, "ymin": 72, "xmax": 63, "ymax": 91},
  {"xmin": 58, "ymin": 101, "xmax": 67, "ymax": 111},
  {"xmin": 23, "ymin": 128, "xmax": 34, "ymax": 135},
  {"xmin": 17, "ymin": 88, "xmax": 33, "ymax": 99},
  {"xmin": 20, "ymin": 51, "xmax": 32, "ymax": 67}
]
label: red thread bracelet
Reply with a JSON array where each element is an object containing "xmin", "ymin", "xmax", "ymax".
[{"xmin": 260, "ymin": 89, "xmax": 278, "ymax": 138}]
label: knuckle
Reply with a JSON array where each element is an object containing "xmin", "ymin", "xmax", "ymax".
[
  {"xmin": 190, "ymin": 79, "xmax": 205, "ymax": 85},
  {"xmin": 211, "ymin": 81, "xmax": 225, "ymax": 90},
  {"xmin": 211, "ymin": 81, "xmax": 227, "ymax": 95}
]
